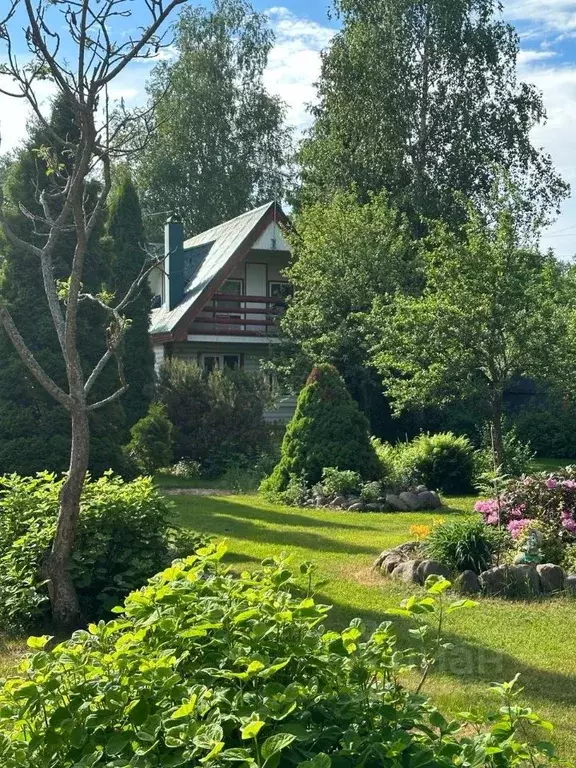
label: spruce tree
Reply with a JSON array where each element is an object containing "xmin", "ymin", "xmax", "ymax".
[
  {"xmin": 106, "ymin": 168, "xmax": 155, "ymax": 431},
  {"xmin": 0, "ymin": 97, "xmax": 126, "ymax": 476},
  {"xmin": 261, "ymin": 363, "xmax": 381, "ymax": 494}
]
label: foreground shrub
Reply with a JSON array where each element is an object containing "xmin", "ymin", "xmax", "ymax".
[
  {"xmin": 157, "ymin": 359, "xmax": 271, "ymax": 477},
  {"xmin": 0, "ymin": 473, "xmax": 204, "ymax": 630},
  {"xmin": 127, "ymin": 402, "xmax": 174, "ymax": 473},
  {"xmin": 426, "ymin": 518, "xmax": 510, "ymax": 573},
  {"xmin": 476, "ymin": 424, "xmax": 535, "ymax": 478},
  {"xmin": 0, "ymin": 545, "xmax": 556, "ymax": 768},
  {"xmin": 476, "ymin": 468, "xmax": 576, "ymax": 562},
  {"xmin": 320, "ymin": 467, "xmax": 361, "ymax": 496},
  {"xmin": 396, "ymin": 432, "xmax": 476, "ymax": 494},
  {"xmin": 261, "ymin": 364, "xmax": 380, "ymax": 497}
]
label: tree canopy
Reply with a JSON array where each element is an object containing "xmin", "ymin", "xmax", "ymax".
[
  {"xmin": 134, "ymin": 0, "xmax": 292, "ymax": 238},
  {"xmin": 297, "ymin": 0, "xmax": 568, "ymax": 231},
  {"xmin": 370, "ymin": 188, "xmax": 574, "ymax": 466}
]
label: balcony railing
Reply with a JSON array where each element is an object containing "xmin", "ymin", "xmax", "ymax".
[{"xmin": 189, "ymin": 293, "xmax": 286, "ymax": 337}]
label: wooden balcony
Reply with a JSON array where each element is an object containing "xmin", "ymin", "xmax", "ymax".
[{"xmin": 189, "ymin": 293, "xmax": 286, "ymax": 337}]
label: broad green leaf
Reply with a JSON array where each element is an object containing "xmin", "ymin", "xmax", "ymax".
[
  {"xmin": 26, "ymin": 635, "xmax": 52, "ymax": 650},
  {"xmin": 261, "ymin": 732, "xmax": 297, "ymax": 760},
  {"xmin": 241, "ymin": 720, "xmax": 265, "ymax": 740},
  {"xmin": 106, "ymin": 732, "xmax": 131, "ymax": 756}
]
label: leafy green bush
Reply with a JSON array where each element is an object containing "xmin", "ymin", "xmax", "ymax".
[
  {"xmin": 127, "ymin": 402, "xmax": 174, "ymax": 473},
  {"xmin": 360, "ymin": 480, "xmax": 384, "ymax": 503},
  {"xmin": 397, "ymin": 432, "xmax": 476, "ymax": 494},
  {"xmin": 157, "ymin": 359, "xmax": 271, "ymax": 477},
  {"xmin": 320, "ymin": 467, "xmax": 361, "ymax": 496},
  {"xmin": 476, "ymin": 424, "xmax": 535, "ymax": 477},
  {"xmin": 261, "ymin": 364, "xmax": 380, "ymax": 497},
  {"xmin": 426, "ymin": 518, "xmax": 510, "ymax": 573},
  {"xmin": 0, "ymin": 473, "xmax": 204, "ymax": 630},
  {"xmin": 370, "ymin": 436, "xmax": 402, "ymax": 486},
  {"xmin": 0, "ymin": 545, "xmax": 555, "ymax": 768}
]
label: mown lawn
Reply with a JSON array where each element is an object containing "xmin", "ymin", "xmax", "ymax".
[{"xmin": 174, "ymin": 492, "xmax": 576, "ymax": 762}]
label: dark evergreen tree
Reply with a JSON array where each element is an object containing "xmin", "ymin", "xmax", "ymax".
[
  {"xmin": 0, "ymin": 97, "xmax": 126, "ymax": 476},
  {"xmin": 261, "ymin": 363, "xmax": 380, "ymax": 494},
  {"xmin": 106, "ymin": 167, "xmax": 155, "ymax": 431}
]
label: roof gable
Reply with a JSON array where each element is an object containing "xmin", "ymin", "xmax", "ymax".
[{"xmin": 150, "ymin": 201, "xmax": 289, "ymax": 339}]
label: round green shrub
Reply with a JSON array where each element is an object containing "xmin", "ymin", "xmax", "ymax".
[
  {"xmin": 127, "ymin": 402, "xmax": 174, "ymax": 473},
  {"xmin": 0, "ymin": 545, "xmax": 554, "ymax": 768},
  {"xmin": 397, "ymin": 432, "xmax": 476, "ymax": 494},
  {"xmin": 261, "ymin": 364, "xmax": 380, "ymax": 496},
  {"xmin": 0, "ymin": 473, "xmax": 204, "ymax": 630}
]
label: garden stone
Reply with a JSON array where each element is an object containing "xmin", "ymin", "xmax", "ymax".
[
  {"xmin": 382, "ymin": 554, "xmax": 403, "ymax": 574},
  {"xmin": 365, "ymin": 503, "xmax": 382, "ymax": 511},
  {"xmin": 332, "ymin": 495, "xmax": 347, "ymax": 508},
  {"xmin": 508, "ymin": 564, "xmax": 541, "ymax": 597},
  {"xmin": 373, "ymin": 550, "xmax": 392, "ymax": 568},
  {"xmin": 537, "ymin": 564, "xmax": 565, "ymax": 594},
  {"xmin": 479, "ymin": 565, "xmax": 509, "ymax": 597},
  {"xmin": 395, "ymin": 541, "xmax": 422, "ymax": 558},
  {"xmin": 399, "ymin": 491, "xmax": 422, "ymax": 511},
  {"xmin": 454, "ymin": 570, "xmax": 481, "ymax": 595},
  {"xmin": 565, "ymin": 575, "xmax": 576, "ymax": 595},
  {"xmin": 348, "ymin": 502, "xmax": 364, "ymax": 512},
  {"xmin": 386, "ymin": 494, "xmax": 408, "ymax": 512},
  {"xmin": 392, "ymin": 559, "xmax": 422, "ymax": 584},
  {"xmin": 417, "ymin": 491, "xmax": 442, "ymax": 510},
  {"xmin": 315, "ymin": 496, "xmax": 328, "ymax": 507},
  {"xmin": 377, "ymin": 503, "xmax": 391, "ymax": 512},
  {"xmin": 416, "ymin": 485, "xmax": 428, "ymax": 494},
  {"xmin": 417, "ymin": 560, "xmax": 451, "ymax": 584}
]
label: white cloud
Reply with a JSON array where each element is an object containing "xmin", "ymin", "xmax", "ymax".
[
  {"xmin": 507, "ymin": 0, "xmax": 576, "ymax": 32},
  {"xmin": 264, "ymin": 7, "xmax": 336, "ymax": 133}
]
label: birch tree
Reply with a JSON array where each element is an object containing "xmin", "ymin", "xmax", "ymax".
[{"xmin": 0, "ymin": 0, "xmax": 186, "ymax": 631}]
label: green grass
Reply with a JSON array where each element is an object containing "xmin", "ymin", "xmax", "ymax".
[
  {"xmin": 529, "ymin": 457, "xmax": 572, "ymax": 473},
  {"xmin": 173, "ymin": 492, "xmax": 576, "ymax": 762}
]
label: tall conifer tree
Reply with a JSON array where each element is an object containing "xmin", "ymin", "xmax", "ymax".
[
  {"xmin": 0, "ymin": 98, "xmax": 126, "ymax": 476},
  {"xmin": 106, "ymin": 168, "xmax": 155, "ymax": 430}
]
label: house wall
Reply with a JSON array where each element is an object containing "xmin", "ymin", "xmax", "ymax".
[
  {"xmin": 169, "ymin": 341, "xmax": 297, "ymax": 422},
  {"xmin": 227, "ymin": 248, "xmax": 291, "ymax": 286}
]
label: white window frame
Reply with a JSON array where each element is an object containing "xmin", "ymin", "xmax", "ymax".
[
  {"xmin": 201, "ymin": 353, "xmax": 241, "ymax": 372},
  {"xmin": 268, "ymin": 280, "xmax": 291, "ymax": 300}
]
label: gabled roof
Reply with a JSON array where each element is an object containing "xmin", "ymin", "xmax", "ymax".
[{"xmin": 150, "ymin": 201, "xmax": 289, "ymax": 340}]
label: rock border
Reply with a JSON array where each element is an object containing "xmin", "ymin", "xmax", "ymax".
[
  {"xmin": 373, "ymin": 542, "xmax": 576, "ymax": 598},
  {"xmin": 306, "ymin": 485, "xmax": 443, "ymax": 513}
]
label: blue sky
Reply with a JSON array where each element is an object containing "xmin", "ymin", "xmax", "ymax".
[{"xmin": 2, "ymin": 0, "xmax": 576, "ymax": 255}]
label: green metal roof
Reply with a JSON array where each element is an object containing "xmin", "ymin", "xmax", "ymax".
[{"xmin": 150, "ymin": 201, "xmax": 276, "ymax": 336}]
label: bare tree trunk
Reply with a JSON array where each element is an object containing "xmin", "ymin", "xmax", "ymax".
[
  {"xmin": 47, "ymin": 408, "xmax": 90, "ymax": 631},
  {"xmin": 491, "ymin": 393, "xmax": 504, "ymax": 470}
]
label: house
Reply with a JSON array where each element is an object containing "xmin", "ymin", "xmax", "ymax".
[{"xmin": 149, "ymin": 201, "xmax": 297, "ymax": 421}]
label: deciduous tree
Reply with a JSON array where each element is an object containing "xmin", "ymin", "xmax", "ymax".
[{"xmin": 370, "ymin": 187, "xmax": 573, "ymax": 468}]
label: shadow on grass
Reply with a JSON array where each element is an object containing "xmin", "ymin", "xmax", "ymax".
[
  {"xmin": 323, "ymin": 594, "xmax": 576, "ymax": 708},
  {"xmin": 177, "ymin": 498, "xmax": 384, "ymax": 557}
]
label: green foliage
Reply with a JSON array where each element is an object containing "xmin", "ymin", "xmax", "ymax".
[
  {"xmin": 134, "ymin": 0, "xmax": 291, "ymax": 239},
  {"xmin": 157, "ymin": 359, "xmax": 271, "ymax": 477},
  {"xmin": 0, "ymin": 546, "xmax": 555, "ymax": 768},
  {"xmin": 397, "ymin": 432, "xmax": 476, "ymax": 494},
  {"xmin": 128, "ymin": 403, "xmax": 174, "ymax": 474},
  {"xmin": 297, "ymin": 0, "xmax": 567, "ymax": 230},
  {"xmin": 359, "ymin": 480, "xmax": 383, "ymax": 504},
  {"xmin": 261, "ymin": 364, "xmax": 380, "ymax": 496},
  {"xmin": 0, "ymin": 473, "xmax": 203, "ymax": 630},
  {"xmin": 372, "ymin": 187, "xmax": 573, "ymax": 470},
  {"xmin": 0, "ymin": 97, "xmax": 127, "ymax": 477},
  {"xmin": 106, "ymin": 166, "xmax": 155, "ymax": 431},
  {"xmin": 426, "ymin": 518, "xmax": 510, "ymax": 574},
  {"xmin": 563, "ymin": 543, "xmax": 576, "ymax": 574},
  {"xmin": 513, "ymin": 395, "xmax": 576, "ymax": 458},
  {"xmin": 278, "ymin": 190, "xmax": 420, "ymax": 403},
  {"xmin": 476, "ymin": 425, "xmax": 535, "ymax": 478},
  {"xmin": 320, "ymin": 467, "xmax": 361, "ymax": 497}
]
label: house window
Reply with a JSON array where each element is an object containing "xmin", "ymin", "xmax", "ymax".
[
  {"xmin": 202, "ymin": 353, "xmax": 241, "ymax": 372},
  {"xmin": 217, "ymin": 279, "xmax": 244, "ymax": 311},
  {"xmin": 269, "ymin": 281, "xmax": 292, "ymax": 300}
]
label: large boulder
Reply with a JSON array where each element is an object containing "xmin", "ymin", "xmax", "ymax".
[
  {"xmin": 391, "ymin": 560, "xmax": 422, "ymax": 584},
  {"xmin": 479, "ymin": 565, "xmax": 510, "ymax": 597},
  {"xmin": 332, "ymin": 495, "xmax": 347, "ymax": 508},
  {"xmin": 417, "ymin": 491, "xmax": 442, "ymax": 510},
  {"xmin": 348, "ymin": 502, "xmax": 364, "ymax": 512},
  {"xmin": 399, "ymin": 491, "xmax": 421, "ymax": 511},
  {"xmin": 480, "ymin": 564, "xmax": 540, "ymax": 598},
  {"xmin": 381, "ymin": 554, "xmax": 403, "ymax": 574},
  {"xmin": 386, "ymin": 494, "xmax": 408, "ymax": 512},
  {"xmin": 537, "ymin": 564, "xmax": 565, "ymax": 594},
  {"xmin": 417, "ymin": 560, "xmax": 451, "ymax": 584},
  {"xmin": 454, "ymin": 570, "xmax": 481, "ymax": 596}
]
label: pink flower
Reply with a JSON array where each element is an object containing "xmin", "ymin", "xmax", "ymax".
[
  {"xmin": 562, "ymin": 479, "xmax": 576, "ymax": 490},
  {"xmin": 545, "ymin": 477, "xmax": 558, "ymax": 489},
  {"xmin": 562, "ymin": 517, "xmax": 576, "ymax": 535},
  {"xmin": 508, "ymin": 519, "xmax": 532, "ymax": 539},
  {"xmin": 509, "ymin": 505, "xmax": 525, "ymax": 519}
]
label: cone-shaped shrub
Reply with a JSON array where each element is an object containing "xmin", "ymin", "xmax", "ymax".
[{"xmin": 261, "ymin": 363, "xmax": 380, "ymax": 495}]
